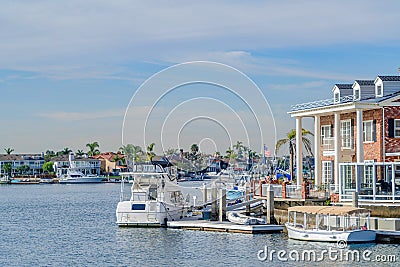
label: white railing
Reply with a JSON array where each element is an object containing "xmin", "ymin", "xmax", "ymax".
[
  {"xmin": 339, "ymin": 162, "xmax": 400, "ymax": 203},
  {"xmin": 286, "ymin": 185, "xmax": 302, "ymax": 199},
  {"xmin": 273, "ymin": 185, "xmax": 282, "ymax": 198},
  {"xmin": 291, "ymin": 94, "xmax": 376, "ymax": 112}
]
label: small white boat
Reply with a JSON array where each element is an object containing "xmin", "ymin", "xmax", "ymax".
[
  {"xmin": 116, "ymin": 164, "xmax": 190, "ymax": 227},
  {"xmin": 227, "ymin": 211, "xmax": 266, "ymax": 225},
  {"xmin": 285, "ymin": 206, "xmax": 376, "ymax": 243},
  {"xmin": 58, "ymin": 153, "xmax": 103, "ymax": 184},
  {"xmin": 59, "ymin": 170, "xmax": 103, "ymax": 184}
]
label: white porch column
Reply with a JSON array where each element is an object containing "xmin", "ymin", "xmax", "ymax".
[
  {"xmin": 314, "ymin": 115, "xmax": 321, "ymax": 187},
  {"xmin": 334, "ymin": 112, "xmax": 341, "ymax": 190},
  {"xmin": 355, "ymin": 109, "xmax": 364, "ymax": 193},
  {"xmin": 296, "ymin": 116, "xmax": 303, "ymax": 186},
  {"xmin": 356, "ymin": 109, "xmax": 364, "ymax": 163}
]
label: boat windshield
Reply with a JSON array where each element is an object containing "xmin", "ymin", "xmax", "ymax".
[{"xmin": 132, "ymin": 192, "xmax": 147, "ymax": 201}]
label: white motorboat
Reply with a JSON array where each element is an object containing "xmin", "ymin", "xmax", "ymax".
[
  {"xmin": 227, "ymin": 211, "xmax": 265, "ymax": 225},
  {"xmin": 59, "ymin": 170, "xmax": 103, "ymax": 184},
  {"xmin": 285, "ymin": 206, "xmax": 376, "ymax": 243},
  {"xmin": 58, "ymin": 153, "xmax": 103, "ymax": 184},
  {"xmin": 116, "ymin": 164, "xmax": 190, "ymax": 227}
]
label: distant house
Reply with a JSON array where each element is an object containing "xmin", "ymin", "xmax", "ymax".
[
  {"xmin": 52, "ymin": 155, "xmax": 101, "ymax": 177},
  {"xmin": 92, "ymin": 152, "xmax": 126, "ymax": 175},
  {"xmin": 290, "ymin": 74, "xmax": 400, "ymax": 203},
  {"xmin": 0, "ymin": 154, "xmax": 45, "ymax": 176}
]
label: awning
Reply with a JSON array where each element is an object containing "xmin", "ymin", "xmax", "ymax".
[{"xmin": 288, "ymin": 206, "xmax": 369, "ymax": 216}]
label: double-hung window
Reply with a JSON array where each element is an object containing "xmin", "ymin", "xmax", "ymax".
[
  {"xmin": 321, "ymin": 125, "xmax": 332, "ymax": 145},
  {"xmin": 341, "ymin": 120, "xmax": 352, "ymax": 148},
  {"xmin": 395, "ymin": 119, "xmax": 400, "ymax": 138},
  {"xmin": 322, "ymin": 161, "xmax": 333, "ymax": 187},
  {"xmin": 363, "ymin": 120, "xmax": 374, "ymax": 142}
]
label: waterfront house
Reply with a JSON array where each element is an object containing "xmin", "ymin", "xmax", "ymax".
[
  {"xmin": 0, "ymin": 154, "xmax": 45, "ymax": 176},
  {"xmin": 52, "ymin": 155, "xmax": 101, "ymax": 177},
  {"xmin": 289, "ymin": 75, "xmax": 400, "ymax": 204},
  {"xmin": 92, "ymin": 152, "xmax": 126, "ymax": 175}
]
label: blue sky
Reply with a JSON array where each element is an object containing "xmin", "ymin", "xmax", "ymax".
[{"xmin": 1, "ymin": 1, "xmax": 400, "ymax": 154}]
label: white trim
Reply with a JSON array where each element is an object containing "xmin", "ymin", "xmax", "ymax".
[
  {"xmin": 385, "ymin": 152, "xmax": 400, "ymax": 157},
  {"xmin": 289, "ymin": 102, "xmax": 379, "ymax": 117}
]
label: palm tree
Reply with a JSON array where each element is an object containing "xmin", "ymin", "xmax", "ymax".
[
  {"xmin": 225, "ymin": 147, "xmax": 237, "ymax": 160},
  {"xmin": 62, "ymin": 148, "xmax": 72, "ymax": 155},
  {"xmin": 275, "ymin": 128, "xmax": 313, "ymax": 181},
  {"xmin": 214, "ymin": 151, "xmax": 221, "ymax": 159},
  {"xmin": 233, "ymin": 141, "xmax": 243, "ymax": 159},
  {"xmin": 189, "ymin": 144, "xmax": 199, "ymax": 161},
  {"xmin": 4, "ymin": 148, "xmax": 14, "ymax": 155},
  {"xmin": 86, "ymin": 142, "xmax": 100, "ymax": 156},
  {"xmin": 76, "ymin": 150, "xmax": 85, "ymax": 157},
  {"xmin": 146, "ymin": 143, "xmax": 156, "ymax": 162},
  {"xmin": 120, "ymin": 144, "xmax": 134, "ymax": 168}
]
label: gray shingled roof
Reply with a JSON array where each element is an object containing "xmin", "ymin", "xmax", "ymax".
[
  {"xmin": 335, "ymin": 84, "xmax": 353, "ymax": 89},
  {"xmin": 0, "ymin": 154, "xmax": 43, "ymax": 161},
  {"xmin": 355, "ymin": 80, "xmax": 375, "ymax": 86},
  {"xmin": 377, "ymin": 76, "xmax": 400, "ymax": 81}
]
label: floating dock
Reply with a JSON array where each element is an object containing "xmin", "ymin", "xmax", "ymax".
[{"xmin": 167, "ymin": 220, "xmax": 284, "ymax": 234}]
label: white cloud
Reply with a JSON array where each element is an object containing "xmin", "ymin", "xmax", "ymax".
[
  {"xmin": 36, "ymin": 109, "xmax": 124, "ymax": 121},
  {"xmin": 1, "ymin": 0, "xmax": 399, "ymax": 72}
]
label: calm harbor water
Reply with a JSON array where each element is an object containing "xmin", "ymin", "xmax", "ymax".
[{"xmin": 0, "ymin": 183, "xmax": 398, "ymax": 266}]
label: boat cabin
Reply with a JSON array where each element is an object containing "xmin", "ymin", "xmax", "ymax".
[{"xmin": 287, "ymin": 206, "xmax": 371, "ymax": 232}]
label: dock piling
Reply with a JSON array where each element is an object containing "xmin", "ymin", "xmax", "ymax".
[
  {"xmin": 219, "ymin": 188, "xmax": 226, "ymax": 221},
  {"xmin": 266, "ymin": 184, "xmax": 274, "ymax": 224},
  {"xmin": 245, "ymin": 182, "xmax": 251, "ymax": 216},
  {"xmin": 202, "ymin": 183, "xmax": 207, "ymax": 205},
  {"xmin": 211, "ymin": 184, "xmax": 218, "ymax": 221}
]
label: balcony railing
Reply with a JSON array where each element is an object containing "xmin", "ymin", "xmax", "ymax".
[{"xmin": 291, "ymin": 94, "xmax": 376, "ymax": 112}]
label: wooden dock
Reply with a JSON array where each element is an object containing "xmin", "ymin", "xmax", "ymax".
[{"xmin": 167, "ymin": 220, "xmax": 284, "ymax": 234}]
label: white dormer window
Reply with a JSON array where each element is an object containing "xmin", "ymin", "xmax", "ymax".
[
  {"xmin": 376, "ymin": 85, "xmax": 383, "ymax": 97},
  {"xmin": 334, "ymin": 92, "xmax": 340, "ymax": 103},
  {"xmin": 354, "ymin": 89, "xmax": 360, "ymax": 100}
]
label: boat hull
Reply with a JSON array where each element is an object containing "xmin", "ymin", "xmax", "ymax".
[
  {"xmin": 285, "ymin": 223, "xmax": 376, "ymax": 243},
  {"xmin": 116, "ymin": 200, "xmax": 186, "ymax": 227},
  {"xmin": 59, "ymin": 177, "xmax": 103, "ymax": 184}
]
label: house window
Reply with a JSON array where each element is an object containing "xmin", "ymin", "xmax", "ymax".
[
  {"xmin": 377, "ymin": 85, "xmax": 382, "ymax": 96},
  {"xmin": 334, "ymin": 92, "xmax": 340, "ymax": 103},
  {"xmin": 363, "ymin": 120, "xmax": 375, "ymax": 142},
  {"xmin": 343, "ymin": 165, "xmax": 354, "ymax": 189},
  {"xmin": 364, "ymin": 165, "xmax": 373, "ymax": 189},
  {"xmin": 321, "ymin": 125, "xmax": 332, "ymax": 145},
  {"xmin": 395, "ymin": 120, "xmax": 400, "ymax": 138},
  {"xmin": 341, "ymin": 120, "xmax": 352, "ymax": 148},
  {"xmin": 322, "ymin": 161, "xmax": 333, "ymax": 187},
  {"xmin": 354, "ymin": 89, "xmax": 360, "ymax": 100}
]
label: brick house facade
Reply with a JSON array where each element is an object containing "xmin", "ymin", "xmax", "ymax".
[{"xmin": 289, "ymin": 75, "xmax": 400, "ymax": 203}]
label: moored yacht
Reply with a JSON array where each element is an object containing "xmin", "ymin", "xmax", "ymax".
[
  {"xmin": 58, "ymin": 153, "xmax": 103, "ymax": 184},
  {"xmin": 116, "ymin": 163, "xmax": 190, "ymax": 227}
]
